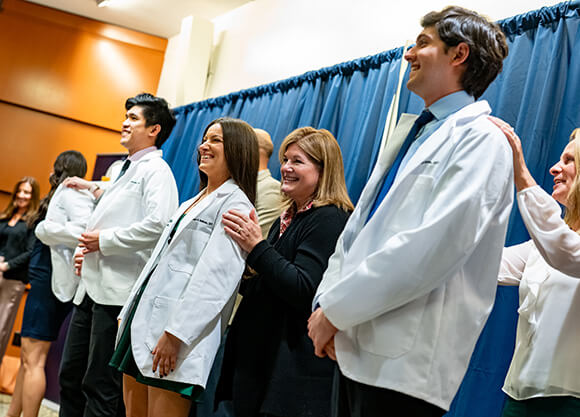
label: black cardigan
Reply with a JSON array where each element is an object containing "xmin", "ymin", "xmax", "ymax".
[
  {"xmin": 217, "ymin": 204, "xmax": 349, "ymax": 417},
  {"xmin": 0, "ymin": 219, "xmax": 35, "ymax": 283}
]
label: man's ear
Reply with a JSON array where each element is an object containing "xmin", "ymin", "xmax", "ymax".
[
  {"xmin": 451, "ymin": 42, "xmax": 469, "ymax": 66},
  {"xmin": 149, "ymin": 124, "xmax": 161, "ymax": 138}
]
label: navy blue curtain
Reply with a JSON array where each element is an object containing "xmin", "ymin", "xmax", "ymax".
[{"xmin": 161, "ymin": 2, "xmax": 580, "ymax": 416}]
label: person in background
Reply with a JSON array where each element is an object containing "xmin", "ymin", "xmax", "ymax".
[
  {"xmin": 0, "ymin": 177, "xmax": 39, "ymax": 361},
  {"xmin": 216, "ymin": 127, "xmax": 353, "ymax": 417},
  {"xmin": 254, "ymin": 128, "xmax": 282, "ymax": 238},
  {"xmin": 490, "ymin": 118, "xmax": 580, "ymax": 417},
  {"xmin": 5, "ymin": 151, "xmax": 94, "ymax": 417},
  {"xmin": 59, "ymin": 93, "xmax": 179, "ymax": 417},
  {"xmin": 308, "ymin": 6, "xmax": 511, "ymax": 417},
  {"xmin": 111, "ymin": 117, "xmax": 258, "ymax": 417}
]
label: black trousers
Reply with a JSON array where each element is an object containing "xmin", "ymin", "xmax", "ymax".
[
  {"xmin": 59, "ymin": 296, "xmax": 125, "ymax": 417},
  {"xmin": 332, "ymin": 367, "xmax": 446, "ymax": 417}
]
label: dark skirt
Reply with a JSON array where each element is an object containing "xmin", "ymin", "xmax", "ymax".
[
  {"xmin": 109, "ymin": 272, "xmax": 202, "ymax": 399},
  {"xmin": 21, "ymin": 239, "xmax": 72, "ymax": 341}
]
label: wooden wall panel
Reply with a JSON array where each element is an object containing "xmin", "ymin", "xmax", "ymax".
[
  {"xmin": 0, "ymin": 0, "xmax": 167, "ymax": 131},
  {"xmin": 0, "ymin": 102, "xmax": 124, "ymax": 197}
]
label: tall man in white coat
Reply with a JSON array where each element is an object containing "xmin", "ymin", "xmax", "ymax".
[
  {"xmin": 58, "ymin": 93, "xmax": 179, "ymax": 417},
  {"xmin": 308, "ymin": 6, "xmax": 513, "ymax": 417}
]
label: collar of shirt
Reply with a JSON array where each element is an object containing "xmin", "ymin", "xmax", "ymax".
[
  {"xmin": 258, "ymin": 169, "xmax": 272, "ymax": 182},
  {"xmin": 397, "ymin": 90, "xmax": 475, "ymax": 175},
  {"xmin": 128, "ymin": 146, "xmax": 158, "ymax": 162},
  {"xmin": 279, "ymin": 200, "xmax": 314, "ymax": 237}
]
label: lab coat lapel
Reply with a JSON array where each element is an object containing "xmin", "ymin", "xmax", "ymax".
[
  {"xmin": 394, "ymin": 101, "xmax": 491, "ymax": 187},
  {"xmin": 342, "ymin": 114, "xmax": 417, "ymax": 250},
  {"xmin": 166, "ymin": 179, "xmax": 237, "ymax": 248}
]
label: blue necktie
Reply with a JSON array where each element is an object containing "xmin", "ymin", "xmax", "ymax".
[
  {"xmin": 115, "ymin": 159, "xmax": 131, "ymax": 182},
  {"xmin": 366, "ymin": 109, "xmax": 434, "ymax": 222}
]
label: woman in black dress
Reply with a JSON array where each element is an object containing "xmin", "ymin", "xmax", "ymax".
[{"xmin": 217, "ymin": 127, "xmax": 354, "ymax": 417}]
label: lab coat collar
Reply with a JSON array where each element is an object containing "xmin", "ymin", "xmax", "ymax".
[
  {"xmin": 397, "ymin": 100, "xmax": 491, "ymax": 180},
  {"xmin": 166, "ymin": 178, "xmax": 238, "ymax": 245}
]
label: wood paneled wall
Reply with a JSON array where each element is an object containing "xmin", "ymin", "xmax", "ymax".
[{"xmin": 0, "ymin": 0, "xmax": 167, "ymax": 198}]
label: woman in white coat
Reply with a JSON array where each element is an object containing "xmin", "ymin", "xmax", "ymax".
[
  {"xmin": 110, "ymin": 117, "xmax": 259, "ymax": 417},
  {"xmin": 490, "ymin": 118, "xmax": 580, "ymax": 417},
  {"xmin": 6, "ymin": 150, "xmax": 94, "ymax": 417}
]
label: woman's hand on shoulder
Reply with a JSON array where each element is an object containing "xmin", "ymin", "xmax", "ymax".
[
  {"xmin": 488, "ymin": 116, "xmax": 536, "ymax": 191},
  {"xmin": 152, "ymin": 331, "xmax": 182, "ymax": 378},
  {"xmin": 63, "ymin": 176, "xmax": 91, "ymax": 190},
  {"xmin": 222, "ymin": 208, "xmax": 263, "ymax": 253}
]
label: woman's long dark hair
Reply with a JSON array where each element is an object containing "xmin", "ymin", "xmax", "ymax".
[
  {"xmin": 198, "ymin": 118, "xmax": 259, "ymax": 204},
  {"xmin": 28, "ymin": 151, "xmax": 87, "ymax": 227},
  {"xmin": 0, "ymin": 177, "xmax": 40, "ymax": 222}
]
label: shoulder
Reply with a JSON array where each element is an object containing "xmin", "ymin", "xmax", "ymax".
[{"xmin": 305, "ymin": 205, "xmax": 350, "ymax": 226}]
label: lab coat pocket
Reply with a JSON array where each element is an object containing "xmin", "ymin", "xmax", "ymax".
[
  {"xmin": 388, "ymin": 174, "xmax": 434, "ymax": 232},
  {"xmin": 145, "ymin": 295, "xmax": 175, "ymax": 352},
  {"xmin": 357, "ymin": 296, "xmax": 428, "ymax": 358}
]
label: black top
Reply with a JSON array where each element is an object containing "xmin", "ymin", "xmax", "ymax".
[
  {"xmin": 0, "ymin": 218, "xmax": 35, "ymax": 283},
  {"xmin": 217, "ymin": 204, "xmax": 350, "ymax": 417}
]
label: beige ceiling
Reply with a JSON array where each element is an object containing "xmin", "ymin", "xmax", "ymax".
[{"xmin": 24, "ymin": 0, "xmax": 253, "ymax": 38}]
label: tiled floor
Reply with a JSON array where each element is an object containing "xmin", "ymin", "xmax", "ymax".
[{"xmin": 0, "ymin": 393, "xmax": 59, "ymax": 417}]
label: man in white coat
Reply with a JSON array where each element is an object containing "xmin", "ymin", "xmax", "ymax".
[
  {"xmin": 308, "ymin": 6, "xmax": 513, "ymax": 417},
  {"xmin": 58, "ymin": 93, "xmax": 179, "ymax": 417}
]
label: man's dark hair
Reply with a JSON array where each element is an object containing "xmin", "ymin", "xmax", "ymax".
[
  {"xmin": 422, "ymin": 6, "xmax": 508, "ymax": 99},
  {"xmin": 125, "ymin": 93, "xmax": 176, "ymax": 148},
  {"xmin": 198, "ymin": 117, "xmax": 259, "ymax": 204}
]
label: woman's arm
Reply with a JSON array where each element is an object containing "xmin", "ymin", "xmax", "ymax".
[
  {"xmin": 488, "ymin": 116, "xmax": 536, "ymax": 191},
  {"xmin": 498, "ymin": 241, "xmax": 532, "ymax": 286},
  {"xmin": 489, "ymin": 116, "xmax": 580, "ymax": 278},
  {"xmin": 247, "ymin": 207, "xmax": 348, "ymax": 314},
  {"xmin": 518, "ymin": 186, "xmax": 580, "ymax": 277}
]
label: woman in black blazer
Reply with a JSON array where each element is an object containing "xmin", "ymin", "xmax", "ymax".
[
  {"xmin": 217, "ymin": 127, "xmax": 354, "ymax": 417},
  {"xmin": 0, "ymin": 176, "xmax": 40, "ymax": 361}
]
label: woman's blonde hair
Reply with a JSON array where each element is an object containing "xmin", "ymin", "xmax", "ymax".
[
  {"xmin": 278, "ymin": 127, "xmax": 354, "ymax": 211},
  {"xmin": 564, "ymin": 128, "xmax": 580, "ymax": 230}
]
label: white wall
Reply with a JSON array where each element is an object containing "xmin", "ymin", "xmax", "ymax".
[
  {"xmin": 201, "ymin": 0, "xmax": 563, "ymax": 99},
  {"xmin": 157, "ymin": 16, "xmax": 213, "ymax": 107}
]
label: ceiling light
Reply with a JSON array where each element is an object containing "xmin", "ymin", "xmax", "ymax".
[{"xmin": 96, "ymin": 0, "xmax": 112, "ymax": 7}]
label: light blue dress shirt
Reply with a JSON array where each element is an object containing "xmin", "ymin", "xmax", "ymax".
[{"xmin": 397, "ymin": 90, "xmax": 475, "ymax": 176}]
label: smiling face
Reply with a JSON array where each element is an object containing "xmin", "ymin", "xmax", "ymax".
[
  {"xmin": 120, "ymin": 105, "xmax": 158, "ymax": 155},
  {"xmin": 280, "ymin": 143, "xmax": 321, "ymax": 209},
  {"xmin": 198, "ymin": 123, "xmax": 231, "ymax": 184},
  {"xmin": 550, "ymin": 140, "xmax": 577, "ymax": 207},
  {"xmin": 404, "ymin": 26, "xmax": 465, "ymax": 106},
  {"xmin": 14, "ymin": 181, "xmax": 32, "ymax": 212}
]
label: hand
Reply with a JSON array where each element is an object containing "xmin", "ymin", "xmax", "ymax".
[
  {"xmin": 0, "ymin": 262, "xmax": 8, "ymax": 273},
  {"xmin": 73, "ymin": 250, "xmax": 84, "ymax": 277},
  {"xmin": 488, "ymin": 116, "xmax": 536, "ymax": 191},
  {"xmin": 79, "ymin": 230, "xmax": 100, "ymax": 254},
  {"xmin": 222, "ymin": 209, "xmax": 263, "ymax": 253},
  {"xmin": 152, "ymin": 331, "xmax": 182, "ymax": 377},
  {"xmin": 324, "ymin": 337, "xmax": 337, "ymax": 361},
  {"xmin": 63, "ymin": 176, "xmax": 92, "ymax": 190},
  {"xmin": 308, "ymin": 307, "xmax": 338, "ymax": 358}
]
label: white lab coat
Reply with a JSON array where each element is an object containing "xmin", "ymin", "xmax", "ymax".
[
  {"xmin": 35, "ymin": 184, "xmax": 95, "ymax": 302},
  {"xmin": 118, "ymin": 179, "xmax": 252, "ymax": 387},
  {"xmin": 76, "ymin": 150, "xmax": 178, "ymax": 306},
  {"xmin": 315, "ymin": 100, "xmax": 514, "ymax": 410}
]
